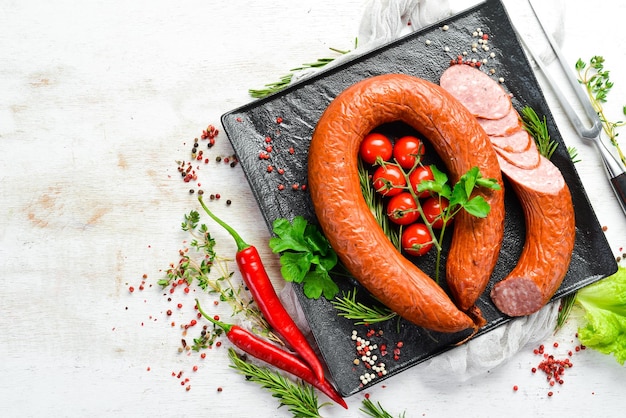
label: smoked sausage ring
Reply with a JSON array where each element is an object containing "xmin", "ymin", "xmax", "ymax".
[{"xmin": 307, "ymin": 74, "xmax": 505, "ymax": 333}]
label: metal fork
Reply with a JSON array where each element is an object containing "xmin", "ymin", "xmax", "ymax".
[{"xmin": 519, "ymin": 0, "xmax": 626, "ymax": 216}]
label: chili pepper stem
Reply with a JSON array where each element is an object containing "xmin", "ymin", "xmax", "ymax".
[
  {"xmin": 195, "ymin": 298, "xmax": 232, "ymax": 333},
  {"xmin": 198, "ymin": 195, "xmax": 249, "ymax": 251}
]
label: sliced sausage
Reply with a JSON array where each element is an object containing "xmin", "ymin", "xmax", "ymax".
[
  {"xmin": 307, "ymin": 74, "xmax": 505, "ymax": 333},
  {"xmin": 440, "ymin": 64, "xmax": 576, "ymax": 317},
  {"xmin": 494, "ymin": 142, "xmax": 541, "ymax": 170},
  {"xmin": 489, "ymin": 129, "xmax": 532, "ymax": 153},
  {"xmin": 490, "ymin": 155, "xmax": 576, "ymax": 316},
  {"xmin": 440, "ymin": 64, "xmax": 512, "ymax": 120},
  {"xmin": 477, "ymin": 107, "xmax": 523, "ymax": 136}
]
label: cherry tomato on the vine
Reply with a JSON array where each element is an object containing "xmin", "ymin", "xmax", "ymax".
[
  {"xmin": 401, "ymin": 223, "xmax": 433, "ymax": 256},
  {"xmin": 386, "ymin": 192, "xmax": 419, "ymax": 225},
  {"xmin": 408, "ymin": 165, "xmax": 435, "ymax": 198},
  {"xmin": 393, "ymin": 135, "xmax": 426, "ymax": 170},
  {"xmin": 422, "ymin": 197, "xmax": 451, "ymax": 229},
  {"xmin": 372, "ymin": 164, "xmax": 406, "ymax": 197},
  {"xmin": 359, "ymin": 132, "xmax": 393, "ymax": 165}
]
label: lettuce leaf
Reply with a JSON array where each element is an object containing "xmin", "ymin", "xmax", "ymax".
[{"xmin": 576, "ymin": 266, "xmax": 626, "ymax": 365}]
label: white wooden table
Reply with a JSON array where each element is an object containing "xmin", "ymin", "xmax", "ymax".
[{"xmin": 2, "ymin": 0, "xmax": 625, "ymax": 416}]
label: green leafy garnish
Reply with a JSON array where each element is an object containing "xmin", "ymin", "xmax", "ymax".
[
  {"xmin": 521, "ymin": 106, "xmax": 559, "ymax": 159},
  {"xmin": 269, "ymin": 216, "xmax": 340, "ymax": 300},
  {"xmin": 331, "ymin": 288, "xmax": 397, "ymax": 325},
  {"xmin": 160, "ymin": 210, "xmax": 279, "ymax": 345},
  {"xmin": 228, "ymin": 348, "xmax": 328, "ymax": 418},
  {"xmin": 359, "ymin": 159, "xmax": 400, "ymax": 250},
  {"xmin": 576, "ymin": 56, "xmax": 626, "ymax": 166},
  {"xmin": 417, "ymin": 165, "xmax": 500, "ymax": 283},
  {"xmin": 360, "ymin": 397, "xmax": 406, "ymax": 418},
  {"xmin": 248, "ymin": 43, "xmax": 356, "ymax": 99},
  {"xmin": 555, "ymin": 292, "xmax": 577, "ymax": 332},
  {"xmin": 418, "ymin": 165, "xmax": 499, "ymax": 219},
  {"xmin": 575, "ymin": 266, "xmax": 626, "ymax": 365}
]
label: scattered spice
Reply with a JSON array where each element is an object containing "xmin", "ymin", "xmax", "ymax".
[
  {"xmin": 350, "ymin": 326, "xmax": 406, "ymax": 388},
  {"xmin": 529, "ymin": 338, "xmax": 584, "ymax": 397}
]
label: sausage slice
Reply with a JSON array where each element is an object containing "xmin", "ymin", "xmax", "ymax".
[
  {"xmin": 440, "ymin": 64, "xmax": 576, "ymax": 317},
  {"xmin": 308, "ymin": 74, "xmax": 505, "ymax": 333},
  {"xmin": 439, "ymin": 64, "xmax": 512, "ymax": 120}
]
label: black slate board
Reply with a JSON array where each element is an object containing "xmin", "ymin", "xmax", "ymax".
[{"xmin": 221, "ymin": 0, "xmax": 617, "ymax": 397}]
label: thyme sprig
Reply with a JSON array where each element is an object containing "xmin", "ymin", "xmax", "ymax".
[
  {"xmin": 249, "ymin": 42, "xmax": 356, "ymax": 99},
  {"xmin": 360, "ymin": 397, "xmax": 406, "ymax": 418},
  {"xmin": 228, "ymin": 348, "xmax": 329, "ymax": 418},
  {"xmin": 331, "ymin": 288, "xmax": 397, "ymax": 325},
  {"xmin": 576, "ymin": 56, "xmax": 626, "ymax": 166},
  {"xmin": 159, "ymin": 210, "xmax": 280, "ymax": 344}
]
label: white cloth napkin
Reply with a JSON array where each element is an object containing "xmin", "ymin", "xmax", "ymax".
[{"xmin": 280, "ymin": 0, "xmax": 566, "ymax": 380}]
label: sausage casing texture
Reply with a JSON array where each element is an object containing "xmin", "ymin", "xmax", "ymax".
[
  {"xmin": 441, "ymin": 64, "xmax": 576, "ymax": 317},
  {"xmin": 490, "ymin": 156, "xmax": 576, "ymax": 316},
  {"xmin": 307, "ymin": 74, "xmax": 505, "ymax": 333}
]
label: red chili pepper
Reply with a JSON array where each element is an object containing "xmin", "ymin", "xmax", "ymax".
[
  {"xmin": 196, "ymin": 300, "xmax": 346, "ymax": 409},
  {"xmin": 197, "ymin": 196, "xmax": 326, "ymax": 384}
]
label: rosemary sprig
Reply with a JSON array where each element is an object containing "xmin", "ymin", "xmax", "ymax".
[
  {"xmin": 359, "ymin": 159, "xmax": 401, "ymax": 249},
  {"xmin": 576, "ymin": 56, "xmax": 626, "ymax": 166},
  {"xmin": 228, "ymin": 348, "xmax": 328, "ymax": 418},
  {"xmin": 521, "ymin": 106, "xmax": 558, "ymax": 159},
  {"xmin": 567, "ymin": 146, "xmax": 581, "ymax": 163},
  {"xmin": 249, "ymin": 44, "xmax": 355, "ymax": 99},
  {"xmin": 331, "ymin": 288, "xmax": 397, "ymax": 325},
  {"xmin": 555, "ymin": 292, "xmax": 577, "ymax": 333},
  {"xmin": 360, "ymin": 397, "xmax": 406, "ymax": 418}
]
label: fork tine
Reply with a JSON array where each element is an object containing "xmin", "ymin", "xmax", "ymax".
[{"xmin": 527, "ymin": 0, "xmax": 602, "ymax": 136}]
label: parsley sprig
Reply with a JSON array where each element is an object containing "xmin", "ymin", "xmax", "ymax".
[
  {"xmin": 576, "ymin": 56, "xmax": 626, "ymax": 166},
  {"xmin": 414, "ymin": 164, "xmax": 501, "ymax": 283},
  {"xmin": 269, "ymin": 216, "xmax": 340, "ymax": 300}
]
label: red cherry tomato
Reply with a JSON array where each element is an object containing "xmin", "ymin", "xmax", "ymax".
[
  {"xmin": 372, "ymin": 165, "xmax": 406, "ymax": 197},
  {"xmin": 393, "ymin": 135, "xmax": 426, "ymax": 170},
  {"xmin": 408, "ymin": 165, "xmax": 435, "ymax": 198},
  {"xmin": 359, "ymin": 132, "xmax": 393, "ymax": 165},
  {"xmin": 401, "ymin": 223, "xmax": 433, "ymax": 256},
  {"xmin": 386, "ymin": 192, "xmax": 419, "ymax": 225},
  {"xmin": 422, "ymin": 197, "xmax": 451, "ymax": 229}
]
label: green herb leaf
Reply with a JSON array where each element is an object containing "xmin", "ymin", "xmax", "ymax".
[
  {"xmin": 461, "ymin": 195, "xmax": 491, "ymax": 218},
  {"xmin": 417, "ymin": 165, "xmax": 451, "ymax": 198},
  {"xmin": 249, "ymin": 43, "xmax": 355, "ymax": 99},
  {"xmin": 521, "ymin": 106, "xmax": 560, "ymax": 159},
  {"xmin": 303, "ymin": 268, "xmax": 340, "ymax": 300},
  {"xmin": 331, "ymin": 288, "xmax": 397, "ymax": 325},
  {"xmin": 304, "ymin": 223, "xmax": 331, "ymax": 256},
  {"xmin": 576, "ymin": 56, "xmax": 626, "ymax": 166},
  {"xmin": 269, "ymin": 217, "xmax": 310, "ymax": 253},
  {"xmin": 279, "ymin": 251, "xmax": 312, "ymax": 283},
  {"xmin": 270, "ymin": 216, "xmax": 340, "ymax": 300},
  {"xmin": 228, "ymin": 348, "xmax": 326, "ymax": 417},
  {"xmin": 360, "ymin": 396, "xmax": 406, "ymax": 418}
]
